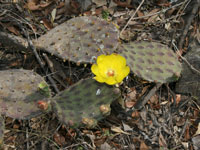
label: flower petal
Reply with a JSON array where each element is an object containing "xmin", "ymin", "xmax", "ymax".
[
  {"xmin": 108, "ymin": 54, "xmax": 126, "ymax": 70},
  {"xmin": 98, "ymin": 65, "xmax": 108, "ymax": 78},
  {"xmin": 105, "ymin": 77, "xmax": 117, "ymax": 85},
  {"xmin": 91, "ymin": 54, "xmax": 129, "ymax": 85},
  {"xmin": 94, "ymin": 76, "xmax": 105, "ymax": 83},
  {"xmin": 116, "ymin": 73, "xmax": 124, "ymax": 83},
  {"xmin": 123, "ymin": 66, "xmax": 130, "ymax": 77},
  {"xmin": 116, "ymin": 66, "xmax": 130, "ymax": 82},
  {"xmin": 114, "ymin": 55, "xmax": 126, "ymax": 68},
  {"xmin": 91, "ymin": 64, "xmax": 99, "ymax": 76},
  {"xmin": 97, "ymin": 54, "xmax": 106, "ymax": 65}
]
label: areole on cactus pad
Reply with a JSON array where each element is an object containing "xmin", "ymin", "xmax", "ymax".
[
  {"xmin": 34, "ymin": 16, "xmax": 119, "ymax": 64},
  {"xmin": 52, "ymin": 78, "xmax": 121, "ymax": 128},
  {"xmin": 0, "ymin": 69, "xmax": 51, "ymax": 120}
]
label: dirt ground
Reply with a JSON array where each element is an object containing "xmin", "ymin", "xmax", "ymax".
[{"xmin": 0, "ymin": 0, "xmax": 200, "ymax": 150}]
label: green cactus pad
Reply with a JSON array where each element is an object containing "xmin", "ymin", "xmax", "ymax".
[
  {"xmin": 34, "ymin": 16, "xmax": 119, "ymax": 63},
  {"xmin": 0, "ymin": 116, "xmax": 4, "ymax": 149},
  {"xmin": 0, "ymin": 69, "xmax": 51, "ymax": 119},
  {"xmin": 52, "ymin": 78, "xmax": 120, "ymax": 128},
  {"xmin": 119, "ymin": 41, "xmax": 182, "ymax": 83}
]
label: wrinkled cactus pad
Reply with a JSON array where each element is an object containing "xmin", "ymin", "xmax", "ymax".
[
  {"xmin": 119, "ymin": 41, "xmax": 182, "ymax": 83},
  {"xmin": 52, "ymin": 78, "xmax": 120, "ymax": 128},
  {"xmin": 34, "ymin": 16, "xmax": 119, "ymax": 63},
  {"xmin": 0, "ymin": 69, "xmax": 51, "ymax": 119},
  {"xmin": 0, "ymin": 116, "xmax": 4, "ymax": 149}
]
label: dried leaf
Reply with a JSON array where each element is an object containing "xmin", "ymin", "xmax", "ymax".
[
  {"xmin": 100, "ymin": 142, "xmax": 111, "ymax": 150},
  {"xmin": 6, "ymin": 25, "xmax": 20, "ymax": 36},
  {"xmin": 176, "ymin": 118, "xmax": 186, "ymax": 127},
  {"xmin": 148, "ymin": 8, "xmax": 160, "ymax": 14},
  {"xmin": 131, "ymin": 111, "xmax": 140, "ymax": 119},
  {"xmin": 84, "ymin": 7, "xmax": 103, "ymax": 16},
  {"xmin": 125, "ymin": 101, "xmax": 135, "ymax": 108},
  {"xmin": 127, "ymin": 88, "xmax": 137, "ymax": 100},
  {"xmin": 39, "ymin": 1, "xmax": 53, "ymax": 8},
  {"xmin": 13, "ymin": 124, "xmax": 20, "ymax": 129},
  {"xmin": 137, "ymin": 10, "xmax": 144, "ymax": 18},
  {"xmin": 181, "ymin": 142, "xmax": 189, "ymax": 149},
  {"xmin": 160, "ymin": 101, "xmax": 168, "ymax": 105},
  {"xmin": 122, "ymin": 121, "xmax": 132, "ymax": 132},
  {"xmin": 42, "ymin": 18, "xmax": 53, "ymax": 30},
  {"xmin": 138, "ymin": 85, "xmax": 150, "ymax": 98},
  {"xmin": 165, "ymin": 23, "xmax": 171, "ymax": 30},
  {"xmin": 26, "ymin": 0, "xmax": 52, "ymax": 11},
  {"xmin": 26, "ymin": 0, "xmax": 40, "ymax": 11},
  {"xmin": 194, "ymin": 109, "xmax": 199, "ymax": 119},
  {"xmin": 157, "ymin": 0, "xmax": 171, "ymax": 7},
  {"xmin": 53, "ymin": 133, "xmax": 66, "ymax": 146},
  {"xmin": 171, "ymin": 94, "xmax": 181, "ymax": 105},
  {"xmin": 192, "ymin": 135, "xmax": 200, "ymax": 150},
  {"xmin": 147, "ymin": 8, "xmax": 160, "ymax": 23},
  {"xmin": 140, "ymin": 141, "xmax": 149, "ymax": 150},
  {"xmin": 140, "ymin": 110, "xmax": 147, "ymax": 122},
  {"xmin": 149, "ymin": 94, "xmax": 158, "ymax": 104},
  {"xmin": 92, "ymin": 0, "xmax": 107, "ymax": 7},
  {"xmin": 159, "ymin": 132, "xmax": 167, "ymax": 148},
  {"xmin": 111, "ymin": 126, "xmax": 130, "ymax": 135},
  {"xmin": 184, "ymin": 125, "xmax": 190, "ymax": 140},
  {"xmin": 196, "ymin": 29, "xmax": 200, "ymax": 44},
  {"xmin": 86, "ymin": 134, "xmax": 96, "ymax": 148},
  {"xmin": 51, "ymin": 8, "xmax": 57, "ymax": 23},
  {"xmin": 194, "ymin": 123, "xmax": 200, "ymax": 136},
  {"xmin": 113, "ymin": 0, "xmax": 133, "ymax": 8}
]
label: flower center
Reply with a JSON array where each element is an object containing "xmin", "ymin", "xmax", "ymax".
[{"xmin": 107, "ymin": 69, "xmax": 115, "ymax": 77}]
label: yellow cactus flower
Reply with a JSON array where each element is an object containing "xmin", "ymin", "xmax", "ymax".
[{"xmin": 91, "ymin": 53, "xmax": 130, "ymax": 85}]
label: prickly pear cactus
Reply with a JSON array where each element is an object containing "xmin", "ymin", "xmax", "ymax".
[
  {"xmin": 0, "ymin": 69, "xmax": 51, "ymax": 119},
  {"xmin": 34, "ymin": 16, "xmax": 119, "ymax": 63},
  {"xmin": 52, "ymin": 78, "xmax": 120, "ymax": 128},
  {"xmin": 0, "ymin": 116, "xmax": 4, "ymax": 149},
  {"xmin": 119, "ymin": 41, "xmax": 182, "ymax": 83}
]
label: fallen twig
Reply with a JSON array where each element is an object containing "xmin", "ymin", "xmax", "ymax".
[
  {"xmin": 124, "ymin": 2, "xmax": 186, "ymax": 21},
  {"xmin": 172, "ymin": 41, "xmax": 200, "ymax": 76},
  {"xmin": 178, "ymin": 0, "xmax": 200, "ymax": 49},
  {"xmin": 120, "ymin": 0, "xmax": 145, "ymax": 36},
  {"xmin": 43, "ymin": 53, "xmax": 68, "ymax": 88},
  {"xmin": 23, "ymin": 29, "xmax": 59, "ymax": 93},
  {"xmin": 134, "ymin": 83, "xmax": 162, "ymax": 110}
]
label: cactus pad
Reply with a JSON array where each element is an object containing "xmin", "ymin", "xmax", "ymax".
[
  {"xmin": 0, "ymin": 69, "xmax": 51, "ymax": 119},
  {"xmin": 119, "ymin": 41, "xmax": 182, "ymax": 83},
  {"xmin": 52, "ymin": 78, "xmax": 120, "ymax": 128},
  {"xmin": 35, "ymin": 16, "xmax": 119, "ymax": 63}
]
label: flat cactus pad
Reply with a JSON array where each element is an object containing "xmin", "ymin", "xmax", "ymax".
[
  {"xmin": 119, "ymin": 41, "xmax": 182, "ymax": 83},
  {"xmin": 0, "ymin": 69, "xmax": 51, "ymax": 119},
  {"xmin": 34, "ymin": 16, "xmax": 119, "ymax": 64},
  {"xmin": 52, "ymin": 78, "xmax": 120, "ymax": 128}
]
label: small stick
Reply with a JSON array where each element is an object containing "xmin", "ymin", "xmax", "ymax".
[
  {"xmin": 23, "ymin": 29, "xmax": 59, "ymax": 93},
  {"xmin": 134, "ymin": 83, "xmax": 162, "ymax": 110},
  {"xmin": 26, "ymin": 127, "xmax": 29, "ymax": 150},
  {"xmin": 178, "ymin": 0, "xmax": 200, "ymax": 49},
  {"xmin": 172, "ymin": 41, "xmax": 200, "ymax": 76},
  {"xmin": 121, "ymin": 2, "xmax": 185, "ymax": 21},
  {"xmin": 120, "ymin": 0, "xmax": 145, "ymax": 36},
  {"xmin": 43, "ymin": 53, "xmax": 68, "ymax": 88}
]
